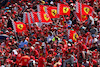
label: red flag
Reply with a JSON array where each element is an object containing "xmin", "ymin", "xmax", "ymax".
[
  {"xmin": 69, "ymin": 30, "xmax": 78, "ymax": 42},
  {"xmin": 37, "ymin": 5, "xmax": 49, "ymax": 12},
  {"xmin": 30, "ymin": 12, "xmax": 39, "ymax": 23},
  {"xmin": 27, "ymin": 12, "xmax": 34, "ymax": 24},
  {"xmin": 37, "ymin": 12, "xmax": 52, "ymax": 23},
  {"xmin": 60, "ymin": 15, "xmax": 66, "ymax": 26},
  {"xmin": 47, "ymin": 6, "xmax": 59, "ymax": 18},
  {"xmin": 13, "ymin": 22, "xmax": 26, "ymax": 32},
  {"xmin": 82, "ymin": 4, "xmax": 93, "ymax": 15},
  {"xmin": 23, "ymin": 12, "xmax": 28, "ymax": 23},
  {"xmin": 75, "ymin": 12, "xmax": 88, "ymax": 21},
  {"xmin": 57, "ymin": 3, "xmax": 70, "ymax": 16},
  {"xmin": 76, "ymin": 2, "xmax": 94, "ymax": 15}
]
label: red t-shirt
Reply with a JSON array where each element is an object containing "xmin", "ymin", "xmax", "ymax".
[
  {"xmin": 21, "ymin": 55, "xmax": 30, "ymax": 66},
  {"xmin": 16, "ymin": 54, "xmax": 21, "ymax": 65},
  {"xmin": 38, "ymin": 56, "xmax": 46, "ymax": 67}
]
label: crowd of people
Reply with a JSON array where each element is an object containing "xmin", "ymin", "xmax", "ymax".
[{"xmin": 0, "ymin": 0, "xmax": 100, "ymax": 67}]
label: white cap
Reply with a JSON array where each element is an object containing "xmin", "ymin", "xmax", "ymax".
[
  {"xmin": 42, "ymin": 42, "xmax": 46, "ymax": 46},
  {"xmin": 68, "ymin": 43, "xmax": 71, "ymax": 46},
  {"xmin": 35, "ymin": 42, "xmax": 39, "ymax": 44},
  {"xmin": 70, "ymin": 3, "xmax": 73, "ymax": 6},
  {"xmin": 50, "ymin": 1, "xmax": 54, "ymax": 5}
]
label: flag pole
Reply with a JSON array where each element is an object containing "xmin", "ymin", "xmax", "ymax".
[
  {"xmin": 80, "ymin": 2, "xmax": 82, "ymax": 22},
  {"xmin": 27, "ymin": 12, "xmax": 32, "ymax": 34},
  {"xmin": 10, "ymin": 17, "xmax": 19, "ymax": 43}
]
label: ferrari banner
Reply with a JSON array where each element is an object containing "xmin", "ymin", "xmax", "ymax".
[
  {"xmin": 37, "ymin": 5, "xmax": 49, "ymax": 12},
  {"xmin": 37, "ymin": 12, "xmax": 52, "ymax": 23},
  {"xmin": 47, "ymin": 6, "xmax": 59, "ymax": 18},
  {"xmin": 82, "ymin": 4, "xmax": 93, "ymax": 15},
  {"xmin": 13, "ymin": 22, "xmax": 26, "ymax": 32},
  {"xmin": 69, "ymin": 30, "xmax": 78, "ymax": 42},
  {"xmin": 57, "ymin": 3, "xmax": 70, "ymax": 16}
]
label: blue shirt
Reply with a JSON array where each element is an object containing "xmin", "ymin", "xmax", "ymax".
[{"xmin": 18, "ymin": 40, "xmax": 28, "ymax": 48}]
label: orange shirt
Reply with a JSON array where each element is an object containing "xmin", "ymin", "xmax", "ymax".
[{"xmin": 20, "ymin": 55, "xmax": 30, "ymax": 66}]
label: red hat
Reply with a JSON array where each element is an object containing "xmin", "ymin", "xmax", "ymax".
[
  {"xmin": 93, "ymin": 59, "xmax": 97, "ymax": 65},
  {"xmin": 13, "ymin": 11, "xmax": 16, "ymax": 14},
  {"xmin": 66, "ymin": 17, "xmax": 70, "ymax": 19},
  {"xmin": 0, "ymin": 50, "xmax": 2, "ymax": 53},
  {"xmin": 86, "ymin": 32, "xmax": 90, "ymax": 35},
  {"xmin": 1, "ymin": 46, "xmax": 4, "ymax": 48},
  {"xmin": 6, "ymin": 37, "xmax": 9, "ymax": 40},
  {"xmin": 95, "ymin": 49, "xmax": 97, "ymax": 52},
  {"xmin": 97, "ymin": 20, "xmax": 100, "ymax": 23},
  {"xmin": 53, "ymin": 44, "xmax": 57, "ymax": 46},
  {"xmin": 19, "ymin": 1, "xmax": 22, "ymax": 3},
  {"xmin": 6, "ymin": 59, "xmax": 10, "ymax": 62},
  {"xmin": 24, "ymin": 44, "xmax": 27, "ymax": 47},
  {"xmin": 77, "ymin": 42, "xmax": 82, "ymax": 45},
  {"xmin": 49, "ymin": 49, "xmax": 54, "ymax": 52},
  {"xmin": 30, "ymin": 56, "xmax": 35, "ymax": 60},
  {"xmin": 48, "ymin": 54, "xmax": 52, "ymax": 57},
  {"xmin": 18, "ymin": 48, "xmax": 21, "ymax": 51}
]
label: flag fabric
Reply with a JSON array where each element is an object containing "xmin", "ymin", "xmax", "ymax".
[
  {"xmin": 69, "ymin": 30, "xmax": 78, "ymax": 42},
  {"xmin": 75, "ymin": 12, "xmax": 88, "ymax": 21},
  {"xmin": 37, "ymin": 5, "xmax": 49, "ymax": 12},
  {"xmin": 60, "ymin": 15, "xmax": 66, "ymax": 26},
  {"xmin": 23, "ymin": 12, "xmax": 39, "ymax": 24},
  {"xmin": 75, "ymin": 2, "xmax": 93, "ymax": 15},
  {"xmin": 23, "ymin": 12, "xmax": 28, "ymax": 23},
  {"xmin": 30, "ymin": 12, "xmax": 39, "ymax": 23},
  {"xmin": 37, "ymin": 12, "xmax": 52, "ymax": 23},
  {"xmin": 57, "ymin": 3, "xmax": 70, "ymax": 16},
  {"xmin": 82, "ymin": 4, "xmax": 93, "ymax": 15},
  {"xmin": 13, "ymin": 22, "xmax": 26, "ymax": 33},
  {"xmin": 46, "ymin": 6, "xmax": 59, "ymax": 18},
  {"xmin": 27, "ymin": 12, "xmax": 34, "ymax": 24},
  {"xmin": 76, "ymin": 2, "xmax": 80, "ymax": 13}
]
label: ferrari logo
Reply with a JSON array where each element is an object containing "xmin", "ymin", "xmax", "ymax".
[
  {"xmin": 63, "ymin": 7, "xmax": 69, "ymax": 13},
  {"xmin": 51, "ymin": 9, "xmax": 57, "ymax": 16},
  {"xmin": 84, "ymin": 7, "xmax": 90, "ymax": 14},
  {"xmin": 17, "ymin": 24, "xmax": 23, "ymax": 30},
  {"xmin": 44, "ymin": 14, "xmax": 49, "ymax": 21},
  {"xmin": 82, "ymin": 15, "xmax": 86, "ymax": 19},
  {"xmin": 24, "ymin": 59, "xmax": 27, "ymax": 62},
  {"xmin": 73, "ymin": 33, "xmax": 78, "ymax": 41},
  {"xmin": 43, "ymin": 6, "xmax": 47, "ymax": 11}
]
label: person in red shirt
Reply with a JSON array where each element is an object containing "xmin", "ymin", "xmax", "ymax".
[
  {"xmin": 38, "ymin": 53, "xmax": 47, "ymax": 67},
  {"xmin": 78, "ymin": 61, "xmax": 85, "ymax": 67},
  {"xmin": 19, "ymin": 54, "xmax": 30, "ymax": 67}
]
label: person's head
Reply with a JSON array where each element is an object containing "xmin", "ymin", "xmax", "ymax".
[
  {"xmin": 91, "ymin": 24, "xmax": 95, "ymax": 28},
  {"xmin": 66, "ymin": 63, "xmax": 71, "ymax": 67},
  {"xmin": 22, "ymin": 36, "xmax": 26, "ymax": 41},
  {"xmin": 68, "ymin": 26, "xmax": 71, "ymax": 29},
  {"xmin": 0, "ymin": 50, "xmax": 2, "ymax": 55},
  {"xmin": 42, "ymin": 53, "xmax": 46, "ymax": 57},
  {"xmin": 66, "ymin": 17, "xmax": 70, "ymax": 21}
]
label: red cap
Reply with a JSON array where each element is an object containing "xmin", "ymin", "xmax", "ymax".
[
  {"xmin": 0, "ymin": 50, "xmax": 2, "ymax": 53},
  {"xmin": 48, "ymin": 54, "xmax": 52, "ymax": 57},
  {"xmin": 66, "ymin": 17, "xmax": 70, "ymax": 19},
  {"xmin": 18, "ymin": 48, "xmax": 21, "ymax": 51},
  {"xmin": 30, "ymin": 56, "xmax": 35, "ymax": 60}
]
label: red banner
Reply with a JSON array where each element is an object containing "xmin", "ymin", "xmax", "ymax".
[
  {"xmin": 37, "ymin": 5, "xmax": 49, "ymax": 12},
  {"xmin": 14, "ymin": 22, "xmax": 26, "ymax": 32},
  {"xmin": 69, "ymin": 30, "xmax": 78, "ymax": 42},
  {"xmin": 57, "ymin": 3, "xmax": 70, "ymax": 16},
  {"xmin": 82, "ymin": 4, "xmax": 93, "ymax": 15},
  {"xmin": 37, "ymin": 12, "xmax": 52, "ymax": 23},
  {"xmin": 47, "ymin": 6, "xmax": 59, "ymax": 18}
]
